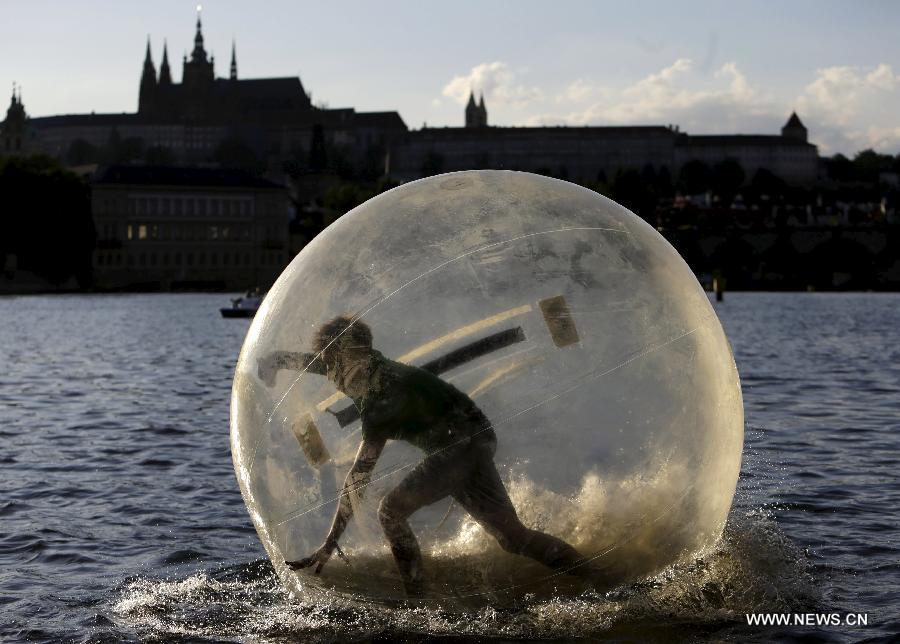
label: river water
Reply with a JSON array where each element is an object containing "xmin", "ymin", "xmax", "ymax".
[{"xmin": 1, "ymin": 293, "xmax": 898, "ymax": 642}]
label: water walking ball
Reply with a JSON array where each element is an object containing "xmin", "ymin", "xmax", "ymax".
[{"xmin": 230, "ymin": 170, "xmax": 743, "ymax": 604}]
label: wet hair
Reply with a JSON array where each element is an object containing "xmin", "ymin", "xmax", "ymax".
[{"xmin": 314, "ymin": 315, "xmax": 373, "ymax": 364}]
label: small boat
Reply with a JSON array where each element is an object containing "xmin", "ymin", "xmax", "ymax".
[{"xmin": 221, "ymin": 291, "xmax": 262, "ymax": 318}]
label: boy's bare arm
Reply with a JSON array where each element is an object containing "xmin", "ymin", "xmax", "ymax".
[{"xmin": 286, "ymin": 436, "xmax": 386, "ymax": 573}]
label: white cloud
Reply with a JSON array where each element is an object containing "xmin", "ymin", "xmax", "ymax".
[
  {"xmin": 441, "ymin": 59, "xmax": 900, "ymax": 155},
  {"xmin": 866, "ymin": 64, "xmax": 897, "ymax": 91},
  {"xmin": 544, "ymin": 59, "xmax": 776, "ymax": 132},
  {"xmin": 795, "ymin": 63, "xmax": 900, "ymax": 153},
  {"xmin": 863, "ymin": 126, "xmax": 900, "ymax": 151},
  {"xmin": 442, "ymin": 62, "xmax": 543, "ymax": 108},
  {"xmin": 796, "ymin": 64, "xmax": 899, "ymax": 126},
  {"xmin": 559, "ymin": 78, "xmax": 594, "ymax": 103}
]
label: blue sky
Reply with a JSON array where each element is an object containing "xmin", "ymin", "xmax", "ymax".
[{"xmin": 3, "ymin": 0, "xmax": 899, "ymax": 155}]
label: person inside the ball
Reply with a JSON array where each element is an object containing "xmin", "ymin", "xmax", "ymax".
[{"xmin": 257, "ymin": 314, "xmax": 596, "ymax": 596}]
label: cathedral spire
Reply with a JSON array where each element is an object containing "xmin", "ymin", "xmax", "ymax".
[
  {"xmin": 191, "ymin": 5, "xmax": 208, "ymax": 63},
  {"xmin": 478, "ymin": 92, "xmax": 488, "ymax": 126},
  {"xmin": 139, "ymin": 37, "xmax": 158, "ymax": 113},
  {"xmin": 142, "ymin": 37, "xmax": 155, "ymax": 72},
  {"xmin": 230, "ymin": 39, "xmax": 237, "ymax": 80},
  {"xmin": 159, "ymin": 40, "xmax": 172, "ymax": 86}
]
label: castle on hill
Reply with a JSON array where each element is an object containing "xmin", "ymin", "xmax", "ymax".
[{"xmin": 2, "ymin": 12, "xmax": 818, "ymax": 185}]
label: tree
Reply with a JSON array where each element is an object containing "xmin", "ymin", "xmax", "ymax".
[
  {"xmin": 824, "ymin": 153, "xmax": 855, "ymax": 182},
  {"xmin": 66, "ymin": 139, "xmax": 100, "ymax": 166},
  {"xmin": 309, "ymin": 124, "xmax": 327, "ymax": 172},
  {"xmin": 678, "ymin": 160, "xmax": 711, "ymax": 195},
  {"xmin": 101, "ymin": 128, "xmax": 144, "ymax": 164},
  {"xmin": 611, "ymin": 167, "xmax": 656, "ymax": 221},
  {"xmin": 712, "ymin": 158, "xmax": 745, "ymax": 204},
  {"xmin": 853, "ymin": 149, "xmax": 893, "ymax": 182},
  {"xmin": 0, "ymin": 155, "xmax": 95, "ymax": 287},
  {"xmin": 213, "ymin": 135, "xmax": 263, "ymax": 175},
  {"xmin": 421, "ymin": 151, "xmax": 445, "ymax": 177},
  {"xmin": 750, "ymin": 168, "xmax": 786, "ymax": 198}
]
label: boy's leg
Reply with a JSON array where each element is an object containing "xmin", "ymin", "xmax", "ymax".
[
  {"xmin": 454, "ymin": 440, "xmax": 594, "ymax": 579},
  {"xmin": 378, "ymin": 448, "xmax": 474, "ymax": 595}
]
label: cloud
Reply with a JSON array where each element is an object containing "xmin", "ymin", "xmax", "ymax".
[
  {"xmin": 558, "ymin": 78, "xmax": 594, "ymax": 103},
  {"xmin": 794, "ymin": 63, "xmax": 900, "ymax": 153},
  {"xmin": 796, "ymin": 64, "xmax": 899, "ymax": 125},
  {"xmin": 862, "ymin": 126, "xmax": 900, "ymax": 152},
  {"xmin": 442, "ymin": 62, "xmax": 543, "ymax": 108},
  {"xmin": 538, "ymin": 59, "xmax": 777, "ymax": 133},
  {"xmin": 441, "ymin": 59, "xmax": 900, "ymax": 155}
]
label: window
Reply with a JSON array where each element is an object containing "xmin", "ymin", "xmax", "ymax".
[
  {"xmin": 138, "ymin": 225, "xmax": 148, "ymax": 240},
  {"xmin": 211, "ymin": 252, "xmax": 218, "ymax": 266},
  {"xmin": 150, "ymin": 253, "xmax": 157, "ymax": 266},
  {"xmin": 151, "ymin": 225, "xmax": 158, "ymax": 240},
  {"xmin": 187, "ymin": 253, "xmax": 193, "ymax": 266},
  {"xmin": 209, "ymin": 226, "xmax": 218, "ymax": 240},
  {"xmin": 175, "ymin": 252, "xmax": 182, "ymax": 265},
  {"xmin": 127, "ymin": 225, "xmax": 133, "ymax": 240},
  {"xmin": 163, "ymin": 253, "xmax": 169, "ymax": 266},
  {"xmin": 198, "ymin": 252, "xmax": 206, "ymax": 266},
  {"xmin": 127, "ymin": 255, "xmax": 134, "ymax": 266},
  {"xmin": 139, "ymin": 253, "xmax": 146, "ymax": 266}
]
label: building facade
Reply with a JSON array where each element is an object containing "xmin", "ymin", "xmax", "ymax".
[
  {"xmin": 3, "ymin": 13, "xmax": 820, "ymax": 186},
  {"xmin": 392, "ymin": 100, "xmax": 819, "ymax": 186},
  {"xmin": 91, "ymin": 165, "xmax": 290, "ymax": 290},
  {"xmin": 19, "ymin": 13, "xmax": 407, "ymax": 174}
]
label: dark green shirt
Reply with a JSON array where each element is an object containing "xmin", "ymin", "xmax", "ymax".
[{"xmin": 356, "ymin": 352, "xmax": 492, "ymax": 451}]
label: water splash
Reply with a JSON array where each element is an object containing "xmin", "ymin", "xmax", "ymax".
[{"xmin": 112, "ymin": 509, "xmax": 817, "ymax": 642}]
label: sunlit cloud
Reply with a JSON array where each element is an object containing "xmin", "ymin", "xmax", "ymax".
[
  {"xmin": 442, "ymin": 62, "xmax": 543, "ymax": 108},
  {"xmin": 529, "ymin": 59, "xmax": 777, "ymax": 133},
  {"xmin": 793, "ymin": 63, "xmax": 900, "ymax": 152},
  {"xmin": 442, "ymin": 58, "xmax": 900, "ymax": 155}
]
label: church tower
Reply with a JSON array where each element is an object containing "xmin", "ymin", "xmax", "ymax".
[
  {"xmin": 781, "ymin": 112, "xmax": 808, "ymax": 142},
  {"xmin": 465, "ymin": 90, "xmax": 479, "ymax": 128},
  {"xmin": 182, "ymin": 10, "xmax": 215, "ymax": 91},
  {"xmin": 230, "ymin": 40, "xmax": 238, "ymax": 81},
  {"xmin": 138, "ymin": 38, "xmax": 157, "ymax": 113},
  {"xmin": 465, "ymin": 90, "xmax": 488, "ymax": 128},
  {"xmin": 3, "ymin": 84, "xmax": 28, "ymax": 154}
]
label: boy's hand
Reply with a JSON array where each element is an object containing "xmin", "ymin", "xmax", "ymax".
[
  {"xmin": 286, "ymin": 539, "xmax": 348, "ymax": 574},
  {"xmin": 257, "ymin": 351, "xmax": 284, "ymax": 387}
]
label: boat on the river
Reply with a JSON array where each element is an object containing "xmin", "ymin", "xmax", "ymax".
[{"xmin": 220, "ymin": 291, "xmax": 263, "ymax": 318}]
